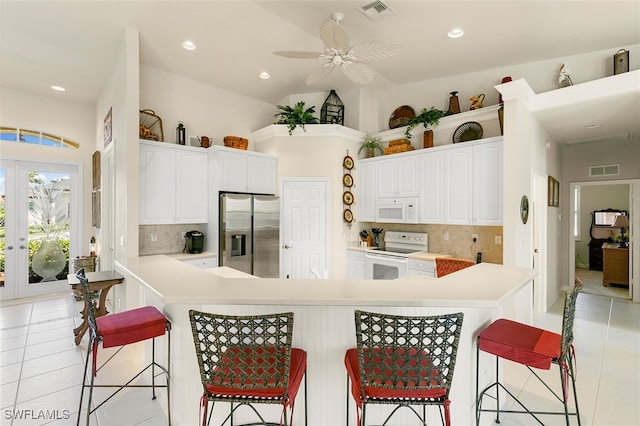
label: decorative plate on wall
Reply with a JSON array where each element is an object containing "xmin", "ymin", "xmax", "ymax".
[
  {"xmin": 342, "ymin": 190, "xmax": 354, "ymax": 205},
  {"xmin": 343, "ymin": 154, "xmax": 354, "ymax": 170},
  {"xmin": 389, "ymin": 105, "xmax": 416, "ymax": 129},
  {"xmin": 342, "ymin": 173, "xmax": 353, "ymax": 188},
  {"xmin": 453, "ymin": 121, "xmax": 483, "ymax": 143},
  {"xmin": 343, "ymin": 208, "xmax": 354, "ymax": 223}
]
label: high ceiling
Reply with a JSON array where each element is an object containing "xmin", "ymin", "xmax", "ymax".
[{"xmin": 1, "ymin": 1, "xmax": 639, "ymax": 143}]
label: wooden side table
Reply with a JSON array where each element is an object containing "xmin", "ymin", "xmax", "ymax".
[
  {"xmin": 602, "ymin": 243, "xmax": 629, "ymax": 287},
  {"xmin": 67, "ymin": 271, "xmax": 123, "ymax": 344}
]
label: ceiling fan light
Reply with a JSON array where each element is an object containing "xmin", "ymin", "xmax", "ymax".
[
  {"xmin": 448, "ymin": 28, "xmax": 464, "ymax": 39},
  {"xmin": 259, "ymin": 71, "xmax": 271, "ymax": 80}
]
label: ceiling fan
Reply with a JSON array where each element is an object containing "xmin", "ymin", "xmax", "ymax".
[{"xmin": 274, "ymin": 12, "xmax": 400, "ymax": 85}]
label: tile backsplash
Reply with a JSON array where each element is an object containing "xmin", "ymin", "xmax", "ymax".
[
  {"xmin": 359, "ymin": 223, "xmax": 503, "ymax": 264},
  {"xmin": 139, "ymin": 224, "xmax": 207, "ymax": 256}
]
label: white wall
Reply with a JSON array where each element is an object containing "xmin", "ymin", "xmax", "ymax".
[
  {"xmin": 0, "ymin": 87, "xmax": 95, "ymax": 257},
  {"xmin": 140, "ymin": 65, "xmax": 275, "ymax": 148}
]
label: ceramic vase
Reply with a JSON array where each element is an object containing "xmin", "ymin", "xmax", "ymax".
[
  {"xmin": 423, "ymin": 130, "xmax": 434, "ymax": 148},
  {"xmin": 32, "ymin": 238, "xmax": 66, "ymax": 281}
]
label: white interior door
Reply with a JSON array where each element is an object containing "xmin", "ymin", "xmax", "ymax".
[
  {"xmin": 0, "ymin": 159, "xmax": 80, "ymax": 300},
  {"xmin": 532, "ymin": 170, "xmax": 548, "ymax": 314},
  {"xmin": 281, "ymin": 179, "xmax": 327, "ymax": 279}
]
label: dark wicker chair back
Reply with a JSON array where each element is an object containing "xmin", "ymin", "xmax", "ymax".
[
  {"xmin": 354, "ymin": 310, "xmax": 464, "ymax": 396},
  {"xmin": 560, "ymin": 279, "xmax": 583, "ymax": 358},
  {"xmin": 75, "ymin": 269, "xmax": 99, "ymax": 343},
  {"xmin": 189, "ymin": 310, "xmax": 294, "ymax": 395}
]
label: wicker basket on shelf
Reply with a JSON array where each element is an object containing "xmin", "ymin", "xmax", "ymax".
[
  {"xmin": 139, "ymin": 109, "xmax": 164, "ymax": 141},
  {"xmin": 223, "ymin": 136, "xmax": 249, "ymax": 150},
  {"xmin": 384, "ymin": 139, "xmax": 414, "ymax": 155}
]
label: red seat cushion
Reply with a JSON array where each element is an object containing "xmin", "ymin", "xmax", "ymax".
[
  {"xmin": 205, "ymin": 347, "xmax": 307, "ymax": 406},
  {"xmin": 478, "ymin": 318, "xmax": 561, "ymax": 370},
  {"xmin": 344, "ymin": 348, "xmax": 447, "ymax": 403},
  {"xmin": 96, "ymin": 306, "xmax": 167, "ymax": 348}
]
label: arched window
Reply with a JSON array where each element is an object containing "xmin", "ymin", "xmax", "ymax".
[{"xmin": 0, "ymin": 127, "xmax": 79, "ymax": 149}]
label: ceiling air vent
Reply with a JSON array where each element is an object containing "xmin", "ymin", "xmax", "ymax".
[
  {"xmin": 358, "ymin": 1, "xmax": 395, "ymax": 20},
  {"xmin": 589, "ymin": 164, "xmax": 620, "ymax": 177}
]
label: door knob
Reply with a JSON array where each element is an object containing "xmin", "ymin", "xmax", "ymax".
[{"xmin": 283, "ymin": 244, "xmax": 291, "ymax": 249}]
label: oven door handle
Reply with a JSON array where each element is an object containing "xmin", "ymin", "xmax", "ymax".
[{"xmin": 365, "ymin": 252, "xmax": 409, "ymax": 263}]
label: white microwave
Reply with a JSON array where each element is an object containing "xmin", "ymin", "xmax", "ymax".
[{"xmin": 375, "ymin": 197, "xmax": 419, "ymax": 223}]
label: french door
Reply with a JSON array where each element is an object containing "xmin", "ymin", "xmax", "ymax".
[{"xmin": 0, "ymin": 159, "xmax": 81, "ymax": 300}]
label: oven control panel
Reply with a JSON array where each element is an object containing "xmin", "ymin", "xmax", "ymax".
[{"xmin": 384, "ymin": 231, "xmax": 429, "ymax": 251}]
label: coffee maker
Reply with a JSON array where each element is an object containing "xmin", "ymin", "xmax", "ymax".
[{"xmin": 185, "ymin": 231, "xmax": 204, "ymax": 254}]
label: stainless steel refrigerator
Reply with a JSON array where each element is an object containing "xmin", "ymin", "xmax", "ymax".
[{"xmin": 219, "ymin": 193, "xmax": 280, "ymax": 278}]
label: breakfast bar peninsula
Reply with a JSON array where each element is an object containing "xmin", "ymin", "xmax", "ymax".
[{"xmin": 115, "ymin": 255, "xmax": 535, "ymax": 425}]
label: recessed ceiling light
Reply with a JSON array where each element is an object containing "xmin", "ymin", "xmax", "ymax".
[
  {"xmin": 447, "ymin": 28, "xmax": 464, "ymax": 39},
  {"xmin": 51, "ymin": 85, "xmax": 66, "ymax": 92},
  {"xmin": 259, "ymin": 71, "xmax": 271, "ymax": 80},
  {"xmin": 182, "ymin": 40, "xmax": 196, "ymax": 50},
  {"xmin": 586, "ymin": 124, "xmax": 600, "ymax": 129}
]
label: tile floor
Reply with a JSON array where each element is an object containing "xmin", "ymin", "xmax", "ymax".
[{"xmin": 1, "ymin": 289, "xmax": 639, "ymax": 425}]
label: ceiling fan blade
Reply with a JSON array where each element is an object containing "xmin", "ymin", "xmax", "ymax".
[
  {"xmin": 305, "ymin": 63, "xmax": 336, "ymax": 85},
  {"xmin": 273, "ymin": 51, "xmax": 323, "ymax": 59},
  {"xmin": 341, "ymin": 62, "xmax": 375, "ymax": 85},
  {"xmin": 348, "ymin": 41, "xmax": 400, "ymax": 62},
  {"xmin": 319, "ymin": 19, "xmax": 349, "ymax": 52}
]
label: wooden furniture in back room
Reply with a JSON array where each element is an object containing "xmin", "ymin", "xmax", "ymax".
[{"xmin": 602, "ymin": 243, "xmax": 629, "ymax": 287}]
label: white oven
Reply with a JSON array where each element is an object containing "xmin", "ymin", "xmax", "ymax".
[
  {"xmin": 365, "ymin": 251, "xmax": 410, "ymax": 280},
  {"xmin": 375, "ymin": 197, "xmax": 419, "ymax": 224},
  {"xmin": 365, "ymin": 231, "xmax": 428, "ymax": 280}
]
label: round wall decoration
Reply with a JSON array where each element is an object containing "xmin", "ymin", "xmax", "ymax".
[
  {"xmin": 520, "ymin": 195, "xmax": 529, "ymax": 224},
  {"xmin": 342, "ymin": 190, "xmax": 354, "ymax": 205},
  {"xmin": 342, "ymin": 173, "xmax": 353, "ymax": 188},
  {"xmin": 343, "ymin": 208, "xmax": 354, "ymax": 223},
  {"xmin": 343, "ymin": 155, "xmax": 354, "ymax": 170}
]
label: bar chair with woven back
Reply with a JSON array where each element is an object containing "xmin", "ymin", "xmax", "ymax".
[
  {"xmin": 75, "ymin": 269, "xmax": 171, "ymax": 426},
  {"xmin": 189, "ymin": 310, "xmax": 307, "ymax": 426},
  {"xmin": 344, "ymin": 310, "xmax": 464, "ymax": 426},
  {"xmin": 475, "ymin": 280, "xmax": 583, "ymax": 425}
]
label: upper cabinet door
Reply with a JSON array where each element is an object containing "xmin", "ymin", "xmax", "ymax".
[
  {"xmin": 419, "ymin": 150, "xmax": 445, "ymax": 223},
  {"xmin": 139, "ymin": 143, "xmax": 176, "ymax": 224},
  {"xmin": 248, "ymin": 154, "xmax": 277, "ymax": 195},
  {"xmin": 473, "ymin": 141, "xmax": 503, "ymax": 225},
  {"xmin": 175, "ymin": 151, "xmax": 208, "ymax": 224},
  {"xmin": 218, "ymin": 150, "xmax": 248, "ymax": 193},
  {"xmin": 444, "ymin": 146, "xmax": 473, "ymax": 224},
  {"xmin": 358, "ymin": 160, "xmax": 377, "ymax": 221},
  {"xmin": 376, "ymin": 155, "xmax": 419, "ymax": 198}
]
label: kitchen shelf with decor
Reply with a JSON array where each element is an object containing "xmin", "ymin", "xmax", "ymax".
[{"xmin": 374, "ymin": 104, "xmax": 503, "ymax": 149}]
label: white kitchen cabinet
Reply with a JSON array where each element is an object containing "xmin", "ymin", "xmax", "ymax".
[
  {"xmin": 473, "ymin": 141, "xmax": 503, "ymax": 225},
  {"xmin": 181, "ymin": 256, "xmax": 217, "ymax": 269},
  {"xmin": 213, "ymin": 146, "xmax": 277, "ymax": 194},
  {"xmin": 409, "ymin": 258, "xmax": 435, "ymax": 277},
  {"xmin": 347, "ymin": 249, "xmax": 367, "ymax": 279},
  {"xmin": 358, "ymin": 159, "xmax": 377, "ymax": 222},
  {"xmin": 444, "ymin": 145, "xmax": 473, "ymax": 224},
  {"xmin": 376, "ymin": 154, "xmax": 420, "ymax": 198},
  {"xmin": 139, "ymin": 140, "xmax": 208, "ymax": 225},
  {"xmin": 419, "ymin": 149, "xmax": 445, "ymax": 224}
]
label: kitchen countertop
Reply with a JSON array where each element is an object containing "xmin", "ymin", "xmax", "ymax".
[
  {"xmin": 165, "ymin": 251, "xmax": 217, "ymax": 261},
  {"xmin": 408, "ymin": 251, "xmax": 451, "ymax": 261},
  {"xmin": 116, "ymin": 255, "xmax": 535, "ymax": 308}
]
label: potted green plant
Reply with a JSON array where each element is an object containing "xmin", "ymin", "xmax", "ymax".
[
  {"xmin": 274, "ymin": 101, "xmax": 320, "ymax": 135},
  {"xmin": 358, "ymin": 135, "xmax": 384, "ymax": 158},
  {"xmin": 404, "ymin": 107, "xmax": 446, "ymax": 140}
]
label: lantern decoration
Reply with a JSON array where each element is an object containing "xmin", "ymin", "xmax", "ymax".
[{"xmin": 320, "ymin": 90, "xmax": 344, "ymax": 125}]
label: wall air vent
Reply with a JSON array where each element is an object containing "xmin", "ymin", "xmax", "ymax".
[
  {"xmin": 358, "ymin": 1, "xmax": 395, "ymax": 20},
  {"xmin": 589, "ymin": 164, "xmax": 620, "ymax": 177}
]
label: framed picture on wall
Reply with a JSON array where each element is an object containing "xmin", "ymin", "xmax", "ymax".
[
  {"xmin": 104, "ymin": 107, "xmax": 112, "ymax": 148},
  {"xmin": 92, "ymin": 151, "xmax": 101, "ymax": 190},
  {"xmin": 92, "ymin": 191, "xmax": 101, "ymax": 228},
  {"xmin": 548, "ymin": 176, "xmax": 559, "ymax": 207}
]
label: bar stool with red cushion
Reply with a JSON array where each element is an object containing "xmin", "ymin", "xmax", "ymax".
[
  {"xmin": 435, "ymin": 257, "xmax": 475, "ymax": 277},
  {"xmin": 344, "ymin": 310, "xmax": 464, "ymax": 426},
  {"xmin": 475, "ymin": 280, "xmax": 582, "ymax": 425},
  {"xmin": 75, "ymin": 269, "xmax": 171, "ymax": 426},
  {"xmin": 189, "ymin": 310, "xmax": 307, "ymax": 426}
]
